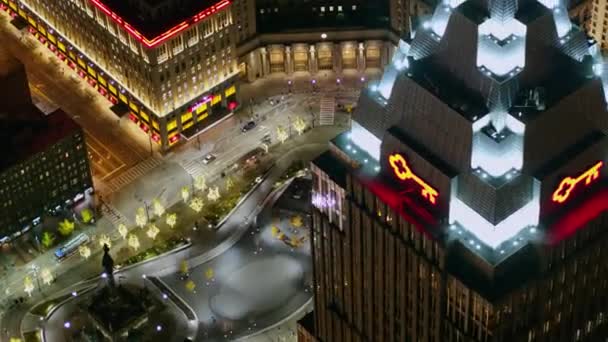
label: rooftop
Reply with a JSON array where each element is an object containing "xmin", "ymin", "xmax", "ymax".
[
  {"xmin": 256, "ymin": 0, "xmax": 390, "ymax": 34},
  {"xmin": 0, "ymin": 108, "xmax": 80, "ymax": 173},
  {"xmin": 90, "ymin": 0, "xmax": 230, "ymax": 47}
]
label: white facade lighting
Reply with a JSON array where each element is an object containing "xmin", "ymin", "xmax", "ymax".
[
  {"xmin": 350, "ymin": 121, "xmax": 381, "ymax": 160},
  {"xmin": 448, "ymin": 190, "xmax": 540, "ymax": 249}
]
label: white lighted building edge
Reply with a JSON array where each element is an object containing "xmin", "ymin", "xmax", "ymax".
[
  {"xmin": 477, "ymin": 19, "xmax": 526, "ymax": 76},
  {"xmin": 350, "ymin": 121, "xmax": 381, "ymax": 161},
  {"xmin": 378, "ymin": 40, "xmax": 410, "ymax": 99},
  {"xmin": 471, "ymin": 131, "xmax": 524, "ymax": 177},
  {"xmin": 448, "ymin": 192, "xmax": 540, "ymax": 249}
]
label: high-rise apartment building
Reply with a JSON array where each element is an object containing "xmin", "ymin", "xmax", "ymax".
[
  {"xmin": 301, "ymin": 0, "xmax": 608, "ymax": 339},
  {"xmin": 1, "ymin": 0, "xmax": 240, "ymax": 150},
  {"xmin": 0, "ymin": 57, "xmax": 92, "ymax": 242}
]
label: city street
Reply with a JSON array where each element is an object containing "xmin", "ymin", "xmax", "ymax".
[{"xmin": 0, "ymin": 8, "xmax": 381, "ymax": 342}]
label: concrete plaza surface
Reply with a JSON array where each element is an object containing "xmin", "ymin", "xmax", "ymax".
[{"xmin": 162, "ymin": 178, "xmax": 314, "ymax": 341}]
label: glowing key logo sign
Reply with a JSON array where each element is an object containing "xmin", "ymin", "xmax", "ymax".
[
  {"xmin": 552, "ymin": 161, "xmax": 603, "ymax": 204},
  {"xmin": 388, "ymin": 153, "xmax": 439, "ymax": 205}
]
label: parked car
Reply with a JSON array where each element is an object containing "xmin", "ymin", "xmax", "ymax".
[
  {"xmin": 202, "ymin": 154, "xmax": 216, "ymax": 164},
  {"xmin": 241, "ymin": 121, "xmax": 256, "ymax": 132}
]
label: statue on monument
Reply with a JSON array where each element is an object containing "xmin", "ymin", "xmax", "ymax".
[{"xmin": 101, "ymin": 244, "xmax": 115, "ymax": 287}]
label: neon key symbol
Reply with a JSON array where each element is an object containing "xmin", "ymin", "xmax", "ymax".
[
  {"xmin": 389, "ymin": 153, "xmax": 439, "ymax": 205},
  {"xmin": 552, "ymin": 161, "xmax": 603, "ymax": 204}
]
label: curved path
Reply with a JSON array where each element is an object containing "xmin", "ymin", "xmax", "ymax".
[{"xmin": 35, "ymin": 143, "xmax": 324, "ymax": 341}]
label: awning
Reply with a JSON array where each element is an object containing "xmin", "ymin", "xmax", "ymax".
[
  {"xmin": 109, "ymin": 103, "xmax": 129, "ymax": 118},
  {"xmin": 11, "ymin": 17, "xmax": 28, "ymax": 31}
]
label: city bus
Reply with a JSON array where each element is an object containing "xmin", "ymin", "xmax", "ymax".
[{"xmin": 54, "ymin": 233, "xmax": 89, "ymax": 260}]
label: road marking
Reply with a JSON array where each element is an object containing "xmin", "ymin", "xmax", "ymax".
[{"xmin": 105, "ymin": 157, "xmax": 163, "ymax": 193}]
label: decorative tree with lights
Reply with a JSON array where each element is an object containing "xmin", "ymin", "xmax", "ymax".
[
  {"xmin": 81, "ymin": 208, "xmax": 94, "ymax": 224},
  {"xmin": 98, "ymin": 234, "xmax": 111, "ymax": 248},
  {"xmin": 58, "ymin": 219, "xmax": 75, "ymax": 237},
  {"xmin": 207, "ymin": 187, "xmax": 220, "ymax": 202},
  {"xmin": 189, "ymin": 197, "xmax": 204, "ymax": 212},
  {"xmin": 205, "ymin": 267, "xmax": 214, "ymax": 281},
  {"xmin": 293, "ymin": 116, "xmax": 307, "ymax": 135},
  {"xmin": 180, "ymin": 260, "xmax": 190, "ymax": 279},
  {"xmin": 181, "ymin": 186, "xmax": 190, "ymax": 203},
  {"xmin": 41, "ymin": 231, "xmax": 56, "ymax": 249},
  {"xmin": 153, "ymin": 198, "xmax": 165, "ymax": 217},
  {"xmin": 146, "ymin": 224, "xmax": 160, "ymax": 240},
  {"xmin": 185, "ymin": 279, "xmax": 196, "ymax": 292},
  {"xmin": 128, "ymin": 234, "xmax": 140, "ymax": 250},
  {"xmin": 117, "ymin": 223, "xmax": 128, "ymax": 240},
  {"xmin": 41, "ymin": 268, "xmax": 53, "ymax": 285},
  {"xmin": 24, "ymin": 276, "xmax": 34, "ymax": 296},
  {"xmin": 225, "ymin": 177, "xmax": 235, "ymax": 191},
  {"xmin": 194, "ymin": 175, "xmax": 207, "ymax": 193},
  {"xmin": 79, "ymin": 245, "xmax": 91, "ymax": 259},
  {"xmin": 276, "ymin": 125, "xmax": 288, "ymax": 144},
  {"xmin": 166, "ymin": 213, "xmax": 177, "ymax": 229},
  {"xmin": 135, "ymin": 207, "xmax": 147, "ymax": 228}
]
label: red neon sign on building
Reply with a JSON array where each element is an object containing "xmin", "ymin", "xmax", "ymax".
[
  {"xmin": 552, "ymin": 161, "xmax": 603, "ymax": 203},
  {"xmin": 88, "ymin": 0, "xmax": 231, "ymax": 48},
  {"xmin": 388, "ymin": 153, "xmax": 439, "ymax": 205}
]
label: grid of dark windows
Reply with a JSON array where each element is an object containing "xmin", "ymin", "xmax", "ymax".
[{"xmin": 0, "ymin": 131, "xmax": 92, "ymax": 238}]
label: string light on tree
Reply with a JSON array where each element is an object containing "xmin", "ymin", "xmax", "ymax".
[
  {"xmin": 118, "ymin": 223, "xmax": 128, "ymax": 240},
  {"xmin": 146, "ymin": 224, "xmax": 160, "ymax": 240},
  {"xmin": 166, "ymin": 213, "xmax": 177, "ymax": 228},
  {"xmin": 24, "ymin": 276, "xmax": 34, "ymax": 296},
  {"xmin": 98, "ymin": 234, "xmax": 111, "ymax": 248},
  {"xmin": 207, "ymin": 187, "xmax": 220, "ymax": 202},
  {"xmin": 181, "ymin": 186, "xmax": 190, "ymax": 203},
  {"xmin": 189, "ymin": 197, "xmax": 204, "ymax": 212},
  {"xmin": 276, "ymin": 125, "xmax": 288, "ymax": 144},
  {"xmin": 135, "ymin": 207, "xmax": 147, "ymax": 228},
  {"xmin": 79, "ymin": 245, "xmax": 91, "ymax": 259},
  {"xmin": 41, "ymin": 268, "xmax": 53, "ymax": 285},
  {"xmin": 128, "ymin": 234, "xmax": 140, "ymax": 250},
  {"xmin": 153, "ymin": 198, "xmax": 165, "ymax": 217},
  {"xmin": 293, "ymin": 116, "xmax": 307, "ymax": 135},
  {"xmin": 194, "ymin": 175, "xmax": 207, "ymax": 193}
]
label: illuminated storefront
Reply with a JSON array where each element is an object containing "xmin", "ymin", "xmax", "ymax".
[{"xmin": 5, "ymin": 0, "xmax": 240, "ymax": 150}]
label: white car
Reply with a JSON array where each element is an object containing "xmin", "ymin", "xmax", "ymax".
[{"xmin": 202, "ymin": 154, "xmax": 216, "ymax": 164}]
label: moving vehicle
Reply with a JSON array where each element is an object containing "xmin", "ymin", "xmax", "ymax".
[
  {"xmin": 202, "ymin": 154, "xmax": 216, "ymax": 164},
  {"xmin": 55, "ymin": 233, "xmax": 89, "ymax": 260},
  {"xmin": 241, "ymin": 121, "xmax": 256, "ymax": 132}
]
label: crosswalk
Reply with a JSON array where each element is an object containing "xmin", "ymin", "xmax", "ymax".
[
  {"xmin": 179, "ymin": 159, "xmax": 207, "ymax": 179},
  {"xmin": 319, "ymin": 96, "xmax": 336, "ymax": 126},
  {"xmin": 100, "ymin": 201, "xmax": 130, "ymax": 228},
  {"xmin": 105, "ymin": 157, "xmax": 163, "ymax": 193}
]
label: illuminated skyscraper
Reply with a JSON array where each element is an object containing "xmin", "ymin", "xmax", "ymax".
[
  {"xmin": 2, "ymin": 0, "xmax": 239, "ymax": 150},
  {"xmin": 300, "ymin": 0, "xmax": 608, "ymax": 340}
]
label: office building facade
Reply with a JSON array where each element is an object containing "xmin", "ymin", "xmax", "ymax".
[
  {"xmin": 2, "ymin": 0, "xmax": 239, "ymax": 150},
  {"xmin": 302, "ymin": 0, "xmax": 608, "ymax": 339},
  {"xmin": 237, "ymin": 0, "xmax": 435, "ymax": 82},
  {"xmin": 0, "ymin": 60, "xmax": 92, "ymax": 242}
]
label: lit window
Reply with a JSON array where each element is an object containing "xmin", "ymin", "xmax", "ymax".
[
  {"xmin": 321, "ymin": 6, "xmax": 325, "ymax": 12},
  {"xmin": 352, "ymin": 5, "xmax": 357, "ymax": 10}
]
